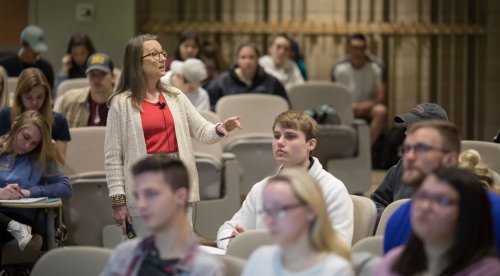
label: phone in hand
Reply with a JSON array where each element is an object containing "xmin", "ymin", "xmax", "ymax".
[{"xmin": 125, "ymin": 220, "xmax": 136, "ymax": 239}]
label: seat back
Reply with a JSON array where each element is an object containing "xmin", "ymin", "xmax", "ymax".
[
  {"xmin": 461, "ymin": 140, "xmax": 500, "ymax": 173},
  {"xmin": 63, "ymin": 172, "xmax": 114, "ymax": 246},
  {"xmin": 350, "ymin": 195, "xmax": 377, "ymax": 245},
  {"xmin": 7, "ymin": 77, "xmax": 17, "ymax": 105},
  {"xmin": 192, "ymin": 111, "xmax": 224, "ymax": 200},
  {"xmin": 315, "ymin": 124, "xmax": 357, "ymax": 167},
  {"xmin": 218, "ymin": 255, "xmax": 246, "ymax": 276},
  {"xmin": 352, "ymin": 235, "xmax": 384, "ymax": 257},
  {"xmin": 226, "ymin": 229, "xmax": 272, "ymax": 259},
  {"xmin": 287, "ymin": 81, "xmax": 354, "ymax": 125},
  {"xmin": 64, "ymin": 127, "xmax": 106, "ymax": 175},
  {"xmin": 30, "ymin": 246, "xmax": 112, "ymax": 276},
  {"xmin": 1, "ymin": 235, "xmax": 43, "ymax": 266},
  {"xmin": 375, "ymin": 198, "xmax": 410, "ymax": 235},
  {"xmin": 57, "ymin": 78, "xmax": 89, "ymax": 97},
  {"xmin": 215, "ymin": 93, "xmax": 289, "ymax": 148}
]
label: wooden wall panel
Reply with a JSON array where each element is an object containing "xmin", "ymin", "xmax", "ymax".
[{"xmin": 136, "ymin": 0, "xmax": 497, "ymax": 140}]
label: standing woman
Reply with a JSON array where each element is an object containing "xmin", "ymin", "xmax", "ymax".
[
  {"xmin": 242, "ymin": 168, "xmax": 353, "ymax": 276},
  {"xmin": 0, "ymin": 111, "xmax": 72, "ymax": 250},
  {"xmin": 374, "ymin": 167, "xmax": 500, "ymax": 275},
  {"xmin": 105, "ymin": 34, "xmax": 241, "ymax": 231},
  {"xmin": 57, "ymin": 33, "xmax": 96, "ymax": 85},
  {"xmin": 0, "ymin": 68, "xmax": 71, "ymax": 162},
  {"xmin": 164, "ymin": 31, "xmax": 202, "ymax": 71}
]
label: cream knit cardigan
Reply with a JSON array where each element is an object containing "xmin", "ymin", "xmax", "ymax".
[{"xmin": 104, "ymin": 86, "xmax": 222, "ymax": 215}]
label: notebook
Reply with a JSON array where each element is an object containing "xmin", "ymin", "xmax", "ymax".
[{"xmin": 0, "ymin": 197, "xmax": 48, "ymax": 204}]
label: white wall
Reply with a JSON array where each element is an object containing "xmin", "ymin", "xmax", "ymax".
[{"xmin": 29, "ymin": 0, "xmax": 134, "ymax": 72}]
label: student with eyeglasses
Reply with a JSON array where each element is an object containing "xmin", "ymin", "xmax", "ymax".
[
  {"xmin": 375, "ymin": 167, "xmax": 500, "ymax": 275},
  {"xmin": 242, "ymin": 168, "xmax": 353, "ymax": 276},
  {"xmin": 105, "ymin": 34, "xmax": 242, "ymax": 236},
  {"xmin": 371, "ymin": 103, "xmax": 449, "ymax": 215},
  {"xmin": 382, "ymin": 120, "xmax": 500, "ymax": 256}
]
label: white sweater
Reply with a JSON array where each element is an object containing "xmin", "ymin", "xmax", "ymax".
[
  {"xmin": 217, "ymin": 157, "xmax": 354, "ymax": 249},
  {"xmin": 242, "ymin": 245, "xmax": 354, "ymax": 276},
  {"xmin": 259, "ymin": 55, "xmax": 304, "ymax": 90},
  {"xmin": 104, "ymin": 86, "xmax": 222, "ymax": 216}
]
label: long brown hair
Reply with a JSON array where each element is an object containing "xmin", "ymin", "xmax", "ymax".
[
  {"xmin": 0, "ymin": 110, "xmax": 62, "ymax": 173},
  {"xmin": 110, "ymin": 34, "xmax": 166, "ymax": 110},
  {"xmin": 11, "ymin": 68, "xmax": 53, "ymax": 126}
]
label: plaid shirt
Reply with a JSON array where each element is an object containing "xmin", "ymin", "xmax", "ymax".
[{"xmin": 101, "ymin": 234, "xmax": 223, "ymax": 276}]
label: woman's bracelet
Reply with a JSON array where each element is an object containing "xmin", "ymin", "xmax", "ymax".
[
  {"xmin": 110, "ymin": 194, "xmax": 126, "ymax": 207},
  {"xmin": 215, "ymin": 123, "xmax": 225, "ymax": 137}
]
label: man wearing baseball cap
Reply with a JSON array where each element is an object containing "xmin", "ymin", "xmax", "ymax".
[
  {"xmin": 54, "ymin": 53, "xmax": 115, "ymax": 127},
  {"xmin": 161, "ymin": 58, "xmax": 210, "ymax": 111},
  {"xmin": 0, "ymin": 25, "xmax": 54, "ymax": 88},
  {"xmin": 370, "ymin": 103, "xmax": 448, "ymax": 214}
]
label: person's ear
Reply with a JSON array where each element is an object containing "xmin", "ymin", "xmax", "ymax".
[
  {"xmin": 174, "ymin": 187, "xmax": 188, "ymax": 207},
  {"xmin": 443, "ymin": 152, "xmax": 459, "ymax": 167},
  {"xmin": 307, "ymin": 138, "xmax": 317, "ymax": 152},
  {"xmin": 306, "ymin": 207, "xmax": 317, "ymax": 223}
]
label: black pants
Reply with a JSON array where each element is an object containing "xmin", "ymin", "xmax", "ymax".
[{"xmin": 0, "ymin": 212, "xmax": 33, "ymax": 245}]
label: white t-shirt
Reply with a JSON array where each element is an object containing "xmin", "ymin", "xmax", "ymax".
[
  {"xmin": 217, "ymin": 157, "xmax": 354, "ymax": 249},
  {"xmin": 161, "ymin": 70, "xmax": 210, "ymax": 111},
  {"xmin": 332, "ymin": 60, "xmax": 383, "ymax": 103},
  {"xmin": 259, "ymin": 55, "xmax": 304, "ymax": 90},
  {"xmin": 242, "ymin": 245, "xmax": 354, "ymax": 276}
]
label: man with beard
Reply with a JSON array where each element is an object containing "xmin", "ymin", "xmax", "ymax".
[
  {"xmin": 370, "ymin": 103, "xmax": 449, "ymax": 214},
  {"xmin": 383, "ymin": 120, "xmax": 500, "ymax": 253}
]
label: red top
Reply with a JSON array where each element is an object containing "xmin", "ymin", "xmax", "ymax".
[{"xmin": 140, "ymin": 93, "xmax": 178, "ymax": 153}]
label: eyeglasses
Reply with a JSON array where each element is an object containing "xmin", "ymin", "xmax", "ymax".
[
  {"xmin": 399, "ymin": 143, "xmax": 449, "ymax": 156},
  {"xmin": 142, "ymin": 50, "xmax": 168, "ymax": 60},
  {"xmin": 413, "ymin": 191, "xmax": 458, "ymax": 207},
  {"xmin": 259, "ymin": 202, "xmax": 305, "ymax": 219}
]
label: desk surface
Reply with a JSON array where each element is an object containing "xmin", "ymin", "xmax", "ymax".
[{"xmin": 0, "ymin": 198, "xmax": 62, "ymax": 209}]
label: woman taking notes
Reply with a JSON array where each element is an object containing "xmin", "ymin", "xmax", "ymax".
[{"xmin": 0, "ymin": 111, "xmax": 72, "ymax": 250}]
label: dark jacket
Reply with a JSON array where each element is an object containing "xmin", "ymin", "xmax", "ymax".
[
  {"xmin": 207, "ymin": 65, "xmax": 289, "ymax": 110},
  {"xmin": 370, "ymin": 159, "xmax": 414, "ymax": 215}
]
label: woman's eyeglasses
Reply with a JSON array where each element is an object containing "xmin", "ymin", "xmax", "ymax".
[
  {"xmin": 142, "ymin": 50, "xmax": 168, "ymax": 60},
  {"xmin": 259, "ymin": 202, "xmax": 305, "ymax": 219}
]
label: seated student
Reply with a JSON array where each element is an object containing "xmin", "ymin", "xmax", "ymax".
[
  {"xmin": 164, "ymin": 31, "xmax": 203, "ymax": 72},
  {"xmin": 0, "ymin": 68, "xmax": 71, "ymax": 162},
  {"xmin": 242, "ymin": 168, "xmax": 353, "ymax": 276},
  {"xmin": 161, "ymin": 58, "xmax": 210, "ymax": 111},
  {"xmin": 375, "ymin": 167, "xmax": 500, "ymax": 275},
  {"xmin": 258, "ymin": 33, "xmax": 304, "ymax": 89},
  {"xmin": 56, "ymin": 33, "xmax": 96, "ymax": 86},
  {"xmin": 100, "ymin": 156, "xmax": 223, "ymax": 275},
  {"xmin": 217, "ymin": 110, "xmax": 353, "ymax": 249},
  {"xmin": 206, "ymin": 42, "xmax": 289, "ymax": 110},
  {"xmin": 331, "ymin": 33, "xmax": 387, "ymax": 145},
  {"xmin": 0, "ymin": 25, "xmax": 54, "ymax": 89},
  {"xmin": 383, "ymin": 121, "xmax": 500, "ymax": 254},
  {"xmin": 0, "ymin": 66, "xmax": 9, "ymax": 108},
  {"xmin": 459, "ymin": 149, "xmax": 500, "ymax": 190},
  {"xmin": 54, "ymin": 53, "xmax": 115, "ymax": 127},
  {"xmin": 0, "ymin": 110, "xmax": 72, "ymax": 250},
  {"xmin": 370, "ymin": 103, "xmax": 448, "ymax": 215}
]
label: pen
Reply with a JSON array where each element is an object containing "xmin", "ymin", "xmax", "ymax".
[
  {"xmin": 18, "ymin": 190, "xmax": 27, "ymax": 198},
  {"xmin": 217, "ymin": 235, "xmax": 236, "ymax": 242}
]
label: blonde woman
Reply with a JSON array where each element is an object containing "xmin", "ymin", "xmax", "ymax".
[
  {"xmin": 242, "ymin": 168, "xmax": 353, "ymax": 276},
  {"xmin": 0, "ymin": 68, "xmax": 70, "ymax": 161},
  {"xmin": 459, "ymin": 149, "xmax": 500, "ymax": 191}
]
